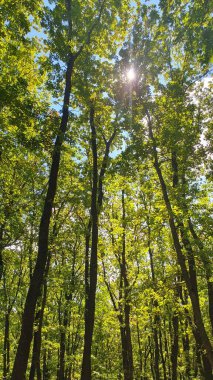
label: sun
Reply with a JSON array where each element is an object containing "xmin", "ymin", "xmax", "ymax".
[{"xmin": 127, "ymin": 68, "xmax": 136, "ymax": 81}]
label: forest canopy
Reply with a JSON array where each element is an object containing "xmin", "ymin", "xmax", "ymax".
[{"xmin": 0, "ymin": 0, "xmax": 213, "ymax": 379}]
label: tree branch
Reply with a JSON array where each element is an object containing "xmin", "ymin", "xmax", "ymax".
[{"xmin": 74, "ymin": 0, "xmax": 106, "ymax": 59}]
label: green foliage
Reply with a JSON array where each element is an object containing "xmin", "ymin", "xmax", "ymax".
[{"xmin": 0, "ymin": 0, "xmax": 212, "ymax": 379}]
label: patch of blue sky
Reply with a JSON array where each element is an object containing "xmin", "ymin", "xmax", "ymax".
[
  {"xmin": 158, "ymin": 74, "xmax": 168, "ymax": 85},
  {"xmin": 110, "ymin": 131, "xmax": 129, "ymax": 158}
]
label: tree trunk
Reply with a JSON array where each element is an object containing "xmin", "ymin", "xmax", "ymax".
[
  {"xmin": 147, "ymin": 221, "xmax": 160, "ymax": 380},
  {"xmin": 173, "ymin": 152, "xmax": 213, "ymax": 336},
  {"xmin": 81, "ymin": 107, "xmax": 116, "ymax": 379},
  {"xmin": 136, "ymin": 321, "xmax": 143, "ymax": 380},
  {"xmin": 58, "ymin": 307, "xmax": 69, "ymax": 380},
  {"xmin": 29, "ymin": 254, "xmax": 49, "ymax": 380},
  {"xmin": 171, "ymin": 151, "xmax": 213, "ymax": 375},
  {"xmin": 153, "ymin": 326, "xmax": 160, "ymax": 380},
  {"xmin": 58, "ymin": 328, "xmax": 66, "ymax": 380},
  {"xmin": 182, "ymin": 323, "xmax": 190, "ymax": 378},
  {"xmin": 171, "ymin": 314, "xmax": 179, "ymax": 380},
  {"xmin": 188, "ymin": 218, "xmax": 213, "ymax": 334},
  {"xmin": 119, "ymin": 190, "xmax": 134, "ymax": 380},
  {"xmin": 159, "ymin": 327, "xmax": 167, "ymax": 380},
  {"xmin": 0, "ymin": 226, "xmax": 4, "ymax": 281},
  {"xmin": 3, "ymin": 312, "xmax": 10, "ymax": 380},
  {"xmin": 81, "ymin": 107, "xmax": 99, "ymax": 380},
  {"xmin": 11, "ymin": 54, "xmax": 74, "ymax": 380},
  {"xmin": 146, "ymin": 111, "xmax": 213, "ymax": 370},
  {"xmin": 42, "ymin": 348, "xmax": 50, "ymax": 380}
]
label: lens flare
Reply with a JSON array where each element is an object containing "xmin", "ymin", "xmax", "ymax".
[{"xmin": 127, "ymin": 68, "xmax": 136, "ymax": 81}]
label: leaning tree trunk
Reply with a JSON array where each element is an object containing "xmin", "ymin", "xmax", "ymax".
[
  {"xmin": 188, "ymin": 217, "xmax": 213, "ymax": 334},
  {"xmin": 11, "ymin": 53, "xmax": 75, "ymax": 380},
  {"xmin": 10, "ymin": 2, "xmax": 105, "ymax": 375},
  {"xmin": 171, "ymin": 151, "xmax": 213, "ymax": 376},
  {"xmin": 146, "ymin": 111, "xmax": 213, "ymax": 370},
  {"xmin": 172, "ymin": 152, "xmax": 213, "ymax": 335}
]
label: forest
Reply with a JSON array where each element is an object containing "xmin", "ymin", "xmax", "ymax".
[{"xmin": 0, "ymin": 0, "xmax": 213, "ymax": 379}]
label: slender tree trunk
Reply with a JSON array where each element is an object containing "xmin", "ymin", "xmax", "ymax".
[
  {"xmin": 29, "ymin": 254, "xmax": 50, "ymax": 380},
  {"xmin": 150, "ymin": 342, "xmax": 155, "ymax": 380},
  {"xmin": 188, "ymin": 218, "xmax": 213, "ymax": 334},
  {"xmin": 146, "ymin": 111, "xmax": 213, "ymax": 370},
  {"xmin": 120, "ymin": 190, "xmax": 134, "ymax": 380},
  {"xmin": 58, "ymin": 307, "xmax": 69, "ymax": 380},
  {"xmin": 119, "ymin": 310, "xmax": 134, "ymax": 380},
  {"xmin": 153, "ymin": 326, "xmax": 160, "ymax": 380},
  {"xmin": 171, "ymin": 152, "xmax": 213, "ymax": 375},
  {"xmin": 29, "ymin": 310, "xmax": 40, "ymax": 380},
  {"xmin": 3, "ymin": 312, "xmax": 10, "ymax": 380},
  {"xmin": 81, "ymin": 107, "xmax": 99, "ymax": 380},
  {"xmin": 81, "ymin": 108, "xmax": 116, "ymax": 379},
  {"xmin": 144, "ymin": 340, "xmax": 151, "ymax": 380},
  {"xmin": 182, "ymin": 322, "xmax": 190, "ymax": 378},
  {"xmin": 42, "ymin": 348, "xmax": 50, "ymax": 380},
  {"xmin": 0, "ymin": 226, "xmax": 4, "ymax": 281},
  {"xmin": 0, "ymin": 249, "xmax": 3, "ymax": 281},
  {"xmin": 163, "ymin": 323, "xmax": 171, "ymax": 379},
  {"xmin": 11, "ymin": 54, "xmax": 74, "ymax": 380},
  {"xmin": 66, "ymin": 329, "xmax": 72, "ymax": 380},
  {"xmin": 192, "ymin": 327, "xmax": 213, "ymax": 379},
  {"xmin": 173, "ymin": 152, "xmax": 213, "ymax": 336},
  {"xmin": 137, "ymin": 321, "xmax": 143, "ymax": 380},
  {"xmin": 171, "ymin": 314, "xmax": 179, "ymax": 380},
  {"xmin": 147, "ymin": 222, "xmax": 160, "ymax": 380},
  {"xmin": 104, "ymin": 190, "xmax": 134, "ymax": 380},
  {"xmin": 103, "ymin": 260, "xmax": 134, "ymax": 380},
  {"xmin": 194, "ymin": 344, "xmax": 202, "ymax": 378},
  {"xmin": 120, "ymin": 324, "xmax": 129, "ymax": 380},
  {"xmin": 159, "ymin": 327, "xmax": 167, "ymax": 380},
  {"xmin": 58, "ymin": 327, "xmax": 66, "ymax": 380}
]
